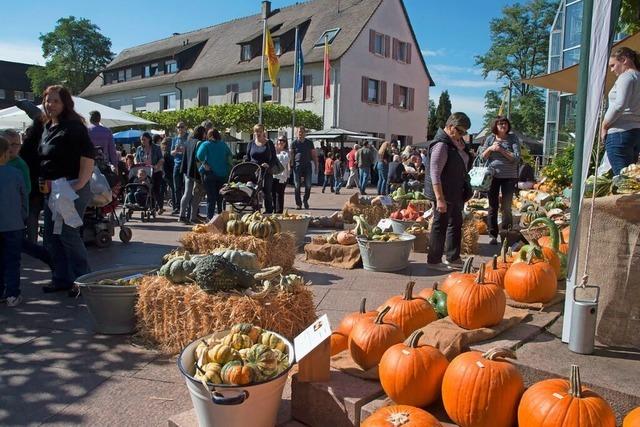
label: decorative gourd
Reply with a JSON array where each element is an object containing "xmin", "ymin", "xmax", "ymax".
[
  {"xmin": 418, "ymin": 282, "xmax": 448, "ymax": 318},
  {"xmin": 494, "ymin": 239, "xmax": 514, "ymax": 270},
  {"xmin": 447, "ymin": 264, "xmax": 506, "ymax": 330},
  {"xmin": 226, "ymin": 218, "xmax": 246, "ymax": 235},
  {"xmin": 245, "ymin": 344, "xmax": 278, "ymax": 378},
  {"xmin": 163, "ymin": 253, "xmax": 198, "ymax": 283},
  {"xmin": 483, "ymin": 255, "xmax": 507, "ymax": 288},
  {"xmin": 530, "ymin": 217, "xmax": 568, "ymax": 277},
  {"xmin": 222, "ymin": 333, "xmax": 253, "ymax": 350},
  {"xmin": 440, "ymin": 257, "xmax": 475, "ymax": 294},
  {"xmin": 442, "ymin": 348, "xmax": 524, "ymax": 427},
  {"xmin": 272, "ymin": 349, "xmax": 290, "ymax": 374},
  {"xmin": 361, "ymin": 405, "xmax": 443, "ymax": 427},
  {"xmin": 248, "ymin": 217, "xmax": 278, "ymax": 239},
  {"xmin": 348, "ymin": 306, "xmax": 405, "ymax": 370},
  {"xmin": 379, "ymin": 282, "xmax": 437, "ymax": 336},
  {"xmin": 337, "ymin": 230, "xmax": 357, "ymax": 245},
  {"xmin": 475, "ymin": 219, "xmax": 488, "ymax": 235},
  {"xmin": 379, "ymin": 330, "xmax": 449, "ymax": 407},
  {"xmin": 517, "ymin": 365, "xmax": 615, "ymax": 427},
  {"xmin": 195, "ymin": 362, "xmax": 223, "ymax": 384},
  {"xmin": 624, "ymin": 407, "xmax": 640, "ymax": 427},
  {"xmin": 207, "ymin": 343, "xmax": 240, "ymax": 365},
  {"xmin": 259, "ymin": 331, "xmax": 288, "ymax": 353},
  {"xmin": 230, "ymin": 323, "xmax": 262, "ymax": 343},
  {"xmin": 212, "ymin": 248, "xmax": 261, "ymax": 272},
  {"xmin": 521, "ymin": 205, "xmax": 546, "ymax": 227},
  {"xmin": 504, "ymin": 246, "xmax": 557, "ymax": 303},
  {"xmin": 331, "ymin": 298, "xmax": 378, "ymax": 356},
  {"xmin": 221, "ymin": 360, "xmax": 257, "ymax": 385}
]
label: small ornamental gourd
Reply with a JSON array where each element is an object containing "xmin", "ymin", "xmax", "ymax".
[
  {"xmin": 336, "ymin": 230, "xmax": 357, "ymax": 245},
  {"xmin": 521, "ymin": 205, "xmax": 546, "ymax": 227},
  {"xmin": 447, "ymin": 263, "xmax": 506, "ymax": 330},
  {"xmin": 379, "ymin": 282, "xmax": 438, "ymax": 336},
  {"xmin": 230, "ymin": 323, "xmax": 262, "ymax": 343},
  {"xmin": 379, "ymin": 330, "xmax": 449, "ymax": 407},
  {"xmin": 361, "ymin": 405, "xmax": 443, "ymax": 427},
  {"xmin": 504, "ymin": 246, "xmax": 557, "ymax": 303},
  {"xmin": 440, "ymin": 257, "xmax": 475, "ymax": 294},
  {"xmin": 160, "ymin": 253, "xmax": 199, "ymax": 283},
  {"xmin": 222, "ymin": 333, "xmax": 253, "ymax": 350},
  {"xmin": 259, "ymin": 331, "xmax": 288, "ymax": 353},
  {"xmin": 221, "ymin": 360, "xmax": 257, "ymax": 385},
  {"xmin": 418, "ymin": 282, "xmax": 448, "ymax": 318},
  {"xmin": 348, "ymin": 306, "xmax": 405, "ymax": 370},
  {"xmin": 212, "ymin": 249, "xmax": 260, "ymax": 272},
  {"xmin": 245, "ymin": 344, "xmax": 278, "ymax": 378},
  {"xmin": 272, "ymin": 349, "xmax": 290, "ymax": 374},
  {"xmin": 442, "ymin": 348, "xmax": 524, "ymax": 427},
  {"xmin": 207, "ymin": 343, "xmax": 240, "ymax": 365},
  {"xmin": 226, "ymin": 218, "xmax": 246, "ymax": 235},
  {"xmin": 624, "ymin": 407, "xmax": 640, "ymax": 427},
  {"xmin": 331, "ymin": 298, "xmax": 377, "ymax": 356},
  {"xmin": 518, "ymin": 365, "xmax": 616, "ymax": 427},
  {"xmin": 194, "ymin": 362, "xmax": 223, "ymax": 384}
]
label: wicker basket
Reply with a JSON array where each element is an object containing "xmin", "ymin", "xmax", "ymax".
[{"xmin": 520, "ymin": 225, "xmax": 549, "ymax": 244}]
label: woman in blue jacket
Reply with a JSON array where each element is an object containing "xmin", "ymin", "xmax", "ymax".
[{"xmin": 197, "ymin": 129, "xmax": 233, "ymax": 219}]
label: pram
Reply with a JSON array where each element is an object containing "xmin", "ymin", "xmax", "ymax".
[
  {"xmin": 122, "ymin": 165, "xmax": 157, "ymax": 222},
  {"xmin": 220, "ymin": 162, "xmax": 264, "ymax": 214}
]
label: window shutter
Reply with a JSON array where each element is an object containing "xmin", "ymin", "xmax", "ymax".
[
  {"xmin": 252, "ymin": 81, "xmax": 260, "ymax": 103},
  {"xmin": 273, "ymin": 79, "xmax": 280, "ymax": 103},
  {"xmin": 306, "ymin": 75, "xmax": 313, "ymax": 101},
  {"xmin": 406, "ymin": 43, "xmax": 412, "ymax": 64},
  {"xmin": 380, "ymin": 80, "xmax": 387, "ymax": 105},
  {"xmin": 384, "ymin": 35, "xmax": 390, "ymax": 58},
  {"xmin": 392, "ymin": 38, "xmax": 398, "ymax": 60},
  {"xmin": 390, "ymin": 134, "xmax": 397, "ymax": 143},
  {"xmin": 369, "ymin": 29, "xmax": 376, "ymax": 53},
  {"xmin": 407, "ymin": 136, "xmax": 413, "ymax": 145},
  {"xmin": 408, "ymin": 88, "xmax": 415, "ymax": 111},
  {"xmin": 198, "ymin": 87, "xmax": 209, "ymax": 106},
  {"xmin": 361, "ymin": 76, "xmax": 368, "ymax": 103},
  {"xmin": 392, "ymin": 84, "xmax": 398, "ymax": 108}
]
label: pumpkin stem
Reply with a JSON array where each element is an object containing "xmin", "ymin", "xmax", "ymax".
[
  {"xmin": 359, "ymin": 297, "xmax": 367, "ymax": 314},
  {"xmin": 530, "ymin": 217, "xmax": 560, "ymax": 251},
  {"xmin": 386, "ymin": 412, "xmax": 411, "ymax": 426},
  {"xmin": 476, "ymin": 263, "xmax": 486, "ymax": 284},
  {"xmin": 403, "ymin": 282, "xmax": 416, "ymax": 300},
  {"xmin": 482, "ymin": 347, "xmax": 517, "ymax": 361},
  {"xmin": 569, "ymin": 364, "xmax": 583, "ymax": 398},
  {"xmin": 500, "ymin": 239, "xmax": 508, "ymax": 263},
  {"xmin": 492, "ymin": 255, "xmax": 498, "ymax": 270},
  {"xmin": 432, "ymin": 281, "xmax": 439, "ymax": 291},
  {"xmin": 462, "ymin": 256, "xmax": 475, "ymax": 273},
  {"xmin": 375, "ymin": 306, "xmax": 391, "ymax": 324},
  {"xmin": 407, "ymin": 330, "xmax": 424, "ymax": 348}
]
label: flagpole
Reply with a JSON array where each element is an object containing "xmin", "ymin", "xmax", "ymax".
[
  {"xmin": 321, "ymin": 34, "xmax": 328, "ymax": 129},
  {"xmin": 259, "ymin": 17, "xmax": 268, "ymax": 125},
  {"xmin": 291, "ymin": 25, "xmax": 299, "ymax": 137}
]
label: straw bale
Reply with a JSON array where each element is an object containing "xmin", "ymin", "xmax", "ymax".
[
  {"xmin": 179, "ymin": 231, "xmax": 296, "ymax": 270},
  {"xmin": 136, "ymin": 275, "xmax": 317, "ymax": 354},
  {"xmin": 462, "ymin": 216, "xmax": 479, "ymax": 255}
]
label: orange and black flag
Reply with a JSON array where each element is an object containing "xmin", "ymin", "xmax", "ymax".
[{"xmin": 265, "ymin": 28, "xmax": 280, "ymax": 86}]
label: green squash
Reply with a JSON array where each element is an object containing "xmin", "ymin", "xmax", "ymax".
[
  {"xmin": 230, "ymin": 323, "xmax": 262, "ymax": 342},
  {"xmin": 245, "ymin": 344, "xmax": 278, "ymax": 378},
  {"xmin": 222, "ymin": 333, "xmax": 253, "ymax": 350},
  {"xmin": 529, "ymin": 217, "xmax": 567, "ymax": 279},
  {"xmin": 226, "ymin": 219, "xmax": 246, "ymax": 236},
  {"xmin": 206, "ymin": 343, "xmax": 240, "ymax": 365},
  {"xmin": 272, "ymin": 349, "xmax": 290, "ymax": 375},
  {"xmin": 221, "ymin": 360, "xmax": 256, "ymax": 385},
  {"xmin": 259, "ymin": 331, "xmax": 288, "ymax": 353},
  {"xmin": 212, "ymin": 249, "xmax": 260, "ymax": 272},
  {"xmin": 427, "ymin": 283, "xmax": 448, "ymax": 318}
]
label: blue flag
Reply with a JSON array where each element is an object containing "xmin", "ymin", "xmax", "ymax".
[{"xmin": 294, "ymin": 30, "xmax": 304, "ymax": 93}]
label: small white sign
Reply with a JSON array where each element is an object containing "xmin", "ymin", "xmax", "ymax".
[
  {"xmin": 377, "ymin": 218, "xmax": 393, "ymax": 231},
  {"xmin": 294, "ymin": 314, "xmax": 332, "ymax": 361}
]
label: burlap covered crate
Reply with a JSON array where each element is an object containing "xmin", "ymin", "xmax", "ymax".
[{"xmin": 341, "ymin": 193, "xmax": 399, "ymax": 225}]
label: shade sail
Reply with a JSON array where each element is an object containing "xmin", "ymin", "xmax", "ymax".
[
  {"xmin": 522, "ymin": 31, "xmax": 640, "ymax": 94},
  {"xmin": 0, "ymin": 96, "xmax": 155, "ymax": 129}
]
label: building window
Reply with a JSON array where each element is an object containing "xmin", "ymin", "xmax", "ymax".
[
  {"xmin": 132, "ymin": 96, "xmax": 146, "ymax": 112},
  {"xmin": 160, "ymin": 93, "xmax": 177, "ymax": 111},
  {"xmin": 314, "ymin": 28, "xmax": 341, "ymax": 47},
  {"xmin": 274, "ymin": 38, "xmax": 281, "ymax": 55},
  {"xmin": 564, "ymin": 1, "xmax": 583, "ymax": 49},
  {"xmin": 198, "ymin": 87, "xmax": 209, "ymax": 107},
  {"xmin": 165, "ymin": 60, "xmax": 178, "ymax": 74},
  {"xmin": 374, "ymin": 33, "xmax": 385, "ymax": 55},
  {"xmin": 241, "ymin": 44, "xmax": 252, "ymax": 61},
  {"xmin": 297, "ymin": 75, "xmax": 313, "ymax": 102},
  {"xmin": 125, "ymin": 68, "xmax": 132, "ymax": 80},
  {"xmin": 563, "ymin": 47, "xmax": 580, "ymax": 67},
  {"xmin": 145, "ymin": 63, "xmax": 159, "ymax": 78},
  {"xmin": 26, "ymin": 92, "xmax": 35, "ymax": 102},
  {"xmin": 227, "ymin": 83, "xmax": 239, "ymax": 104},
  {"xmin": 368, "ymin": 79, "xmax": 380, "ymax": 103},
  {"xmin": 0, "ymin": 89, "xmax": 5, "ymax": 99},
  {"xmin": 118, "ymin": 70, "xmax": 125, "ymax": 82},
  {"xmin": 108, "ymin": 99, "xmax": 121, "ymax": 110},
  {"xmin": 398, "ymin": 42, "xmax": 408, "ymax": 62},
  {"xmin": 14, "ymin": 91, "xmax": 25, "ymax": 100},
  {"xmin": 263, "ymin": 81, "xmax": 273, "ymax": 102},
  {"xmin": 397, "ymin": 86, "xmax": 408, "ymax": 109}
]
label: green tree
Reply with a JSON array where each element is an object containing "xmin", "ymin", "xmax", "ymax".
[
  {"xmin": 482, "ymin": 89, "xmax": 504, "ymax": 129},
  {"xmin": 434, "ymin": 91, "xmax": 451, "ymax": 132},
  {"xmin": 27, "ymin": 16, "xmax": 114, "ymax": 94},
  {"xmin": 618, "ymin": 0, "xmax": 640, "ymax": 35},
  {"xmin": 427, "ymin": 99, "xmax": 437, "ymax": 139}
]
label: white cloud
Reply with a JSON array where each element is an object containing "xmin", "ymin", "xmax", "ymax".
[
  {"xmin": 421, "ymin": 48, "xmax": 446, "ymax": 57},
  {"xmin": 0, "ymin": 41, "xmax": 44, "ymax": 65},
  {"xmin": 436, "ymin": 77, "xmax": 499, "ymax": 88},
  {"xmin": 429, "ymin": 64, "xmax": 483, "ymax": 75}
]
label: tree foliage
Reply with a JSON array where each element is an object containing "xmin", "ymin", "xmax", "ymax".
[
  {"xmin": 27, "ymin": 16, "xmax": 114, "ymax": 95},
  {"xmin": 618, "ymin": 0, "xmax": 640, "ymax": 35},
  {"xmin": 482, "ymin": 89, "xmax": 503, "ymax": 129},
  {"xmin": 434, "ymin": 91, "xmax": 452, "ymax": 132},
  {"xmin": 135, "ymin": 103, "xmax": 322, "ymax": 133},
  {"xmin": 427, "ymin": 99, "xmax": 437, "ymax": 139}
]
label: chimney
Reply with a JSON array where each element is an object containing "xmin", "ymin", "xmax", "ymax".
[{"xmin": 261, "ymin": 1, "xmax": 271, "ymax": 19}]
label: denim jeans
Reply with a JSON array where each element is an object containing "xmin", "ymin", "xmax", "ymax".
[
  {"xmin": 44, "ymin": 183, "xmax": 91, "ymax": 287},
  {"xmin": 322, "ymin": 174, "xmax": 334, "ymax": 192},
  {"xmin": 605, "ymin": 129, "xmax": 640, "ymax": 175},
  {"xmin": 293, "ymin": 163, "xmax": 313, "ymax": 207},
  {"xmin": 346, "ymin": 167, "xmax": 359, "ymax": 188},
  {"xmin": 0, "ymin": 229, "xmax": 23, "ymax": 298},
  {"xmin": 487, "ymin": 178, "xmax": 517, "ymax": 238},
  {"xmin": 427, "ymin": 199, "xmax": 464, "ymax": 264},
  {"xmin": 159, "ymin": 173, "xmax": 175, "ymax": 209},
  {"xmin": 173, "ymin": 165, "xmax": 184, "ymax": 210},
  {"xmin": 202, "ymin": 171, "xmax": 225, "ymax": 219},
  {"xmin": 376, "ymin": 161, "xmax": 389, "ymax": 195},
  {"xmin": 358, "ymin": 167, "xmax": 371, "ymax": 193},
  {"xmin": 271, "ymin": 180, "xmax": 287, "ymax": 213},
  {"xmin": 180, "ymin": 176, "xmax": 203, "ymax": 221},
  {"xmin": 334, "ymin": 173, "xmax": 344, "ymax": 193}
]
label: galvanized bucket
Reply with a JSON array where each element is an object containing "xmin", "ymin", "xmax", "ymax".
[
  {"xmin": 357, "ymin": 234, "xmax": 415, "ymax": 272},
  {"xmin": 273, "ymin": 216, "xmax": 311, "ymax": 247},
  {"xmin": 389, "ymin": 218, "xmax": 416, "ymax": 234}
]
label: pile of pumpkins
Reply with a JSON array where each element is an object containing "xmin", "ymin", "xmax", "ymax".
[
  {"xmin": 193, "ymin": 323, "xmax": 289, "ymax": 386},
  {"xmin": 226, "ymin": 211, "xmax": 281, "ymax": 239}
]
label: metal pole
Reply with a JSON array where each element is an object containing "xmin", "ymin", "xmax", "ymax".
[
  {"xmin": 332, "ymin": 66, "xmax": 338, "ymax": 128},
  {"xmin": 258, "ymin": 17, "xmax": 267, "ymax": 125},
  {"xmin": 292, "ymin": 26, "xmax": 299, "ymax": 137},
  {"xmin": 321, "ymin": 34, "xmax": 328, "ymax": 129}
]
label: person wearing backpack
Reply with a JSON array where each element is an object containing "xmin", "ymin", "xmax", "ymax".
[{"xmin": 197, "ymin": 129, "xmax": 233, "ymax": 219}]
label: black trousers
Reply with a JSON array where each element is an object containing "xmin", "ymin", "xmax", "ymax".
[
  {"xmin": 487, "ymin": 177, "xmax": 517, "ymax": 238},
  {"xmin": 272, "ymin": 180, "xmax": 286, "ymax": 214},
  {"xmin": 427, "ymin": 199, "xmax": 463, "ymax": 264}
]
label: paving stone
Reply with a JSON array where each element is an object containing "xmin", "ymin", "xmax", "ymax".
[
  {"xmin": 361, "ymin": 396, "xmax": 458, "ymax": 426},
  {"xmin": 132, "ymin": 355, "xmax": 184, "ymax": 384},
  {"xmin": 347, "ymin": 277, "xmax": 410, "ymax": 293},
  {"xmin": 312, "ymin": 288, "xmax": 329, "ymax": 308},
  {"xmin": 291, "ymin": 370, "xmax": 384, "ymax": 427},
  {"xmin": 316, "ymin": 289, "xmax": 398, "ymax": 312}
]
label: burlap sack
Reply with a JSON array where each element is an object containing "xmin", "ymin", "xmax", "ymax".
[
  {"xmin": 506, "ymin": 291, "xmax": 565, "ymax": 311},
  {"xmin": 304, "ymin": 242, "xmax": 362, "ymax": 269},
  {"xmin": 576, "ymin": 194, "xmax": 640, "ymax": 348}
]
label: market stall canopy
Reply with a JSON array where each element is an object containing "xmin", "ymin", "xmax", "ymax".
[
  {"xmin": 522, "ymin": 31, "xmax": 640, "ymax": 94},
  {"xmin": 0, "ymin": 96, "xmax": 155, "ymax": 129},
  {"xmin": 305, "ymin": 128, "xmax": 375, "ymax": 141}
]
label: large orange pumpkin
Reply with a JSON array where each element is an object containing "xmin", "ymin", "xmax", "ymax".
[
  {"xmin": 331, "ymin": 298, "xmax": 377, "ymax": 356},
  {"xmin": 440, "ymin": 257, "xmax": 475, "ymax": 294},
  {"xmin": 538, "ymin": 231, "xmax": 569, "ymax": 255},
  {"xmin": 379, "ymin": 330, "xmax": 449, "ymax": 407},
  {"xmin": 379, "ymin": 282, "xmax": 437, "ymax": 336},
  {"xmin": 504, "ymin": 246, "xmax": 557, "ymax": 303},
  {"xmin": 348, "ymin": 306, "xmax": 405, "ymax": 370},
  {"xmin": 624, "ymin": 407, "xmax": 640, "ymax": 427},
  {"xmin": 361, "ymin": 405, "xmax": 442, "ymax": 427},
  {"xmin": 530, "ymin": 217, "xmax": 568, "ymax": 279},
  {"xmin": 483, "ymin": 255, "xmax": 507, "ymax": 289},
  {"xmin": 518, "ymin": 365, "xmax": 616, "ymax": 427},
  {"xmin": 442, "ymin": 348, "xmax": 524, "ymax": 427},
  {"xmin": 446, "ymin": 263, "xmax": 506, "ymax": 330},
  {"xmin": 561, "ymin": 226, "xmax": 570, "ymax": 245}
]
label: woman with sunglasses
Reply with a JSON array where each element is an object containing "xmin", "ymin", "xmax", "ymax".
[{"xmin": 479, "ymin": 115, "xmax": 520, "ymax": 245}]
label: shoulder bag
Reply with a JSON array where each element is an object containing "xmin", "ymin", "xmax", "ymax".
[{"xmin": 468, "ymin": 155, "xmax": 494, "ymax": 192}]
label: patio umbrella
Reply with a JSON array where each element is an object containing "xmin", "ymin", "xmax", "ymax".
[
  {"xmin": 0, "ymin": 96, "xmax": 155, "ymax": 129},
  {"xmin": 113, "ymin": 129, "xmax": 144, "ymax": 139}
]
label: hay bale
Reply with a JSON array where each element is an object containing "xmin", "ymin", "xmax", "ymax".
[
  {"xmin": 136, "ymin": 275, "xmax": 317, "ymax": 354},
  {"xmin": 462, "ymin": 216, "xmax": 479, "ymax": 255},
  {"xmin": 179, "ymin": 232, "xmax": 296, "ymax": 271}
]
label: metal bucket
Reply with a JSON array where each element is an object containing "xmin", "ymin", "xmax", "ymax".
[
  {"xmin": 178, "ymin": 330, "xmax": 294, "ymax": 427},
  {"xmin": 569, "ymin": 285, "xmax": 600, "ymax": 355},
  {"xmin": 389, "ymin": 219, "xmax": 416, "ymax": 234},
  {"xmin": 274, "ymin": 216, "xmax": 311, "ymax": 247},
  {"xmin": 75, "ymin": 265, "xmax": 155, "ymax": 335},
  {"xmin": 357, "ymin": 234, "xmax": 415, "ymax": 272}
]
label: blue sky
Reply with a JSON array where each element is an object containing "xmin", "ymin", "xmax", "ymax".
[{"xmin": 0, "ymin": 0, "xmax": 519, "ymax": 132}]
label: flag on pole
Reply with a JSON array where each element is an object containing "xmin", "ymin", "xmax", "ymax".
[
  {"xmin": 323, "ymin": 36, "xmax": 331, "ymax": 99},
  {"xmin": 264, "ymin": 28, "xmax": 280, "ymax": 86},
  {"xmin": 294, "ymin": 29, "xmax": 304, "ymax": 93},
  {"xmin": 497, "ymin": 88, "xmax": 508, "ymax": 116}
]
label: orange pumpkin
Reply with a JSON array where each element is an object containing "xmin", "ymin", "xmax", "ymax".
[
  {"xmin": 624, "ymin": 407, "xmax": 640, "ymax": 427},
  {"xmin": 361, "ymin": 405, "xmax": 442, "ymax": 427},
  {"xmin": 538, "ymin": 232, "xmax": 569, "ymax": 255},
  {"xmin": 539, "ymin": 245, "xmax": 561, "ymax": 278},
  {"xmin": 379, "ymin": 330, "xmax": 449, "ymax": 407},
  {"xmin": 348, "ymin": 306, "xmax": 405, "ymax": 370},
  {"xmin": 337, "ymin": 230, "xmax": 357, "ymax": 245},
  {"xmin": 379, "ymin": 282, "xmax": 437, "ymax": 336},
  {"xmin": 483, "ymin": 255, "xmax": 507, "ymax": 288},
  {"xmin": 330, "ymin": 333, "xmax": 348, "ymax": 356},
  {"xmin": 504, "ymin": 246, "xmax": 557, "ymax": 303},
  {"xmin": 440, "ymin": 257, "xmax": 475, "ymax": 294},
  {"xmin": 446, "ymin": 263, "xmax": 506, "ymax": 330},
  {"xmin": 494, "ymin": 239, "xmax": 514, "ymax": 270},
  {"xmin": 442, "ymin": 348, "xmax": 524, "ymax": 427},
  {"xmin": 561, "ymin": 226, "xmax": 570, "ymax": 244},
  {"xmin": 331, "ymin": 298, "xmax": 377, "ymax": 356},
  {"xmin": 518, "ymin": 365, "xmax": 616, "ymax": 427}
]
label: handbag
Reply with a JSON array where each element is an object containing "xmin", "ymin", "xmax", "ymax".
[
  {"xmin": 468, "ymin": 156, "xmax": 493, "ymax": 192},
  {"xmin": 270, "ymin": 155, "xmax": 285, "ymax": 175}
]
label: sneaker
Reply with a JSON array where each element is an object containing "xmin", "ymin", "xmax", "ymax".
[
  {"xmin": 179, "ymin": 217, "xmax": 191, "ymax": 225},
  {"xmin": 296, "ymin": 205, "xmax": 302, "ymax": 210},
  {"xmin": 426, "ymin": 262, "xmax": 452, "ymax": 272},
  {"xmin": 443, "ymin": 258, "xmax": 464, "ymax": 270},
  {"xmin": 171, "ymin": 209, "xmax": 180, "ymax": 215},
  {"xmin": 7, "ymin": 295, "xmax": 23, "ymax": 307},
  {"xmin": 304, "ymin": 202, "xmax": 309, "ymax": 209},
  {"xmin": 321, "ymin": 189, "xmax": 325, "ymax": 193}
]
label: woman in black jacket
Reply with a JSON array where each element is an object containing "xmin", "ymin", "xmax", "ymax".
[{"xmin": 179, "ymin": 126, "xmax": 206, "ymax": 224}]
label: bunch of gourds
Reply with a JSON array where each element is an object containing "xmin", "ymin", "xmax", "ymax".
[
  {"xmin": 353, "ymin": 215, "xmax": 401, "ymax": 241},
  {"xmin": 193, "ymin": 323, "xmax": 290, "ymax": 387},
  {"xmin": 225, "ymin": 212, "xmax": 281, "ymax": 238}
]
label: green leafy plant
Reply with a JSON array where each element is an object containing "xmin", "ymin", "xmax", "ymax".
[{"xmin": 541, "ymin": 143, "xmax": 575, "ymax": 187}]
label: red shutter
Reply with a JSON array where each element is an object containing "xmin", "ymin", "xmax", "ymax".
[
  {"xmin": 273, "ymin": 79, "xmax": 280, "ymax": 103},
  {"xmin": 392, "ymin": 38, "xmax": 398, "ymax": 60},
  {"xmin": 408, "ymin": 88, "xmax": 415, "ymax": 111},
  {"xmin": 380, "ymin": 80, "xmax": 387, "ymax": 105},
  {"xmin": 252, "ymin": 81, "xmax": 259, "ymax": 103},
  {"xmin": 361, "ymin": 76, "xmax": 368, "ymax": 103},
  {"xmin": 392, "ymin": 84, "xmax": 398, "ymax": 107},
  {"xmin": 369, "ymin": 29, "xmax": 376, "ymax": 53},
  {"xmin": 384, "ymin": 35, "xmax": 390, "ymax": 58},
  {"xmin": 407, "ymin": 43, "xmax": 412, "ymax": 64}
]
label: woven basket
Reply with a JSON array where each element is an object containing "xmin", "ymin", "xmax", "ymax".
[{"xmin": 520, "ymin": 225, "xmax": 549, "ymax": 244}]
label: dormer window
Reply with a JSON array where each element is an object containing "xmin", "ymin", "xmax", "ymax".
[
  {"xmin": 274, "ymin": 38, "xmax": 281, "ymax": 55},
  {"xmin": 314, "ymin": 28, "xmax": 341, "ymax": 47},
  {"xmin": 241, "ymin": 44, "xmax": 252, "ymax": 61},
  {"xmin": 165, "ymin": 60, "xmax": 178, "ymax": 74}
]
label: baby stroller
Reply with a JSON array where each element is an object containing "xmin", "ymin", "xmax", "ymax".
[
  {"xmin": 122, "ymin": 165, "xmax": 157, "ymax": 222},
  {"xmin": 220, "ymin": 162, "xmax": 264, "ymax": 214},
  {"xmin": 83, "ymin": 179, "xmax": 133, "ymax": 247}
]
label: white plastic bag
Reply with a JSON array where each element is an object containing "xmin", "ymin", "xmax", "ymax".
[
  {"xmin": 49, "ymin": 178, "xmax": 82, "ymax": 234},
  {"xmin": 90, "ymin": 166, "xmax": 112, "ymax": 207}
]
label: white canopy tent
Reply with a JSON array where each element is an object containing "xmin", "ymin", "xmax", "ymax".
[{"xmin": 0, "ymin": 96, "xmax": 155, "ymax": 129}]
